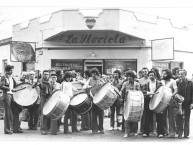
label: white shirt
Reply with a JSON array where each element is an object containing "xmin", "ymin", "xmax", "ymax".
[
  {"xmin": 149, "ymin": 80, "xmax": 156, "ymax": 93},
  {"xmin": 161, "ymin": 79, "xmax": 177, "ymax": 92},
  {"xmin": 61, "ymin": 81, "xmax": 76, "ymax": 98},
  {"xmin": 7, "ymin": 76, "xmax": 14, "ymax": 94}
]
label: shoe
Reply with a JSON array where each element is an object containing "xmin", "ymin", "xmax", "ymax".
[
  {"xmin": 117, "ymin": 127, "xmax": 121, "ymax": 130},
  {"xmin": 51, "ymin": 133, "xmax": 57, "ymax": 135},
  {"xmin": 80, "ymin": 128, "xmax": 89, "ymax": 131},
  {"xmin": 143, "ymin": 134, "xmax": 148, "ymax": 137},
  {"xmin": 13, "ymin": 130, "xmax": 23, "ymax": 133},
  {"xmin": 5, "ymin": 131, "xmax": 13, "ymax": 134},
  {"xmin": 138, "ymin": 132, "xmax": 142, "ymax": 135},
  {"xmin": 91, "ymin": 131, "xmax": 98, "ymax": 134},
  {"xmin": 27, "ymin": 128, "xmax": 33, "ymax": 130},
  {"xmin": 72, "ymin": 128, "xmax": 80, "ymax": 132},
  {"xmin": 151, "ymin": 132, "xmax": 157, "ymax": 136},
  {"xmin": 64, "ymin": 131, "xmax": 72, "ymax": 134},
  {"xmin": 99, "ymin": 130, "xmax": 104, "ymax": 134},
  {"xmin": 178, "ymin": 135, "xmax": 182, "ymax": 139},
  {"xmin": 41, "ymin": 131, "xmax": 47, "ymax": 135},
  {"xmin": 158, "ymin": 135, "xmax": 163, "ymax": 138},
  {"xmin": 184, "ymin": 136, "xmax": 189, "ymax": 139},
  {"xmin": 109, "ymin": 127, "xmax": 114, "ymax": 131},
  {"xmin": 124, "ymin": 134, "xmax": 128, "ymax": 138},
  {"xmin": 169, "ymin": 135, "xmax": 175, "ymax": 138},
  {"xmin": 134, "ymin": 133, "xmax": 138, "ymax": 136}
]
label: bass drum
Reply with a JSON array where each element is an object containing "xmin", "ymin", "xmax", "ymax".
[
  {"xmin": 13, "ymin": 83, "xmax": 39, "ymax": 107},
  {"xmin": 70, "ymin": 90, "xmax": 92, "ymax": 115},
  {"xmin": 124, "ymin": 90, "xmax": 144, "ymax": 122},
  {"xmin": 93, "ymin": 83, "xmax": 118, "ymax": 110},
  {"xmin": 43, "ymin": 90, "xmax": 70, "ymax": 120},
  {"xmin": 149, "ymin": 86, "xmax": 172, "ymax": 113}
]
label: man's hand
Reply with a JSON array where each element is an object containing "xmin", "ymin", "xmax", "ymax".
[{"xmin": 12, "ymin": 88, "xmax": 17, "ymax": 92}]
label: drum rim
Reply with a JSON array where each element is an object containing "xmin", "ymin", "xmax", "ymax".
[
  {"xmin": 70, "ymin": 92, "xmax": 89, "ymax": 106},
  {"xmin": 51, "ymin": 102, "xmax": 70, "ymax": 120},
  {"xmin": 15, "ymin": 82, "xmax": 32, "ymax": 88},
  {"xmin": 73, "ymin": 100, "xmax": 93, "ymax": 115}
]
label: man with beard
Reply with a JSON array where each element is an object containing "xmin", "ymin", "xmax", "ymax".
[
  {"xmin": 32, "ymin": 70, "xmax": 52, "ymax": 135},
  {"xmin": 142, "ymin": 70, "xmax": 165, "ymax": 138},
  {"xmin": 175, "ymin": 69, "xmax": 193, "ymax": 139},
  {"xmin": 161, "ymin": 69, "xmax": 178, "ymax": 138},
  {"xmin": 109, "ymin": 70, "xmax": 123, "ymax": 131}
]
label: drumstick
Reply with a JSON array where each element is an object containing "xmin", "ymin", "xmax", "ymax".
[{"xmin": 13, "ymin": 87, "xmax": 26, "ymax": 92}]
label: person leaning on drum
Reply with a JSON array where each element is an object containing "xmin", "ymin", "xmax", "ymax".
[
  {"xmin": 0, "ymin": 65, "xmax": 23, "ymax": 134},
  {"xmin": 142, "ymin": 70, "xmax": 165, "ymax": 138},
  {"xmin": 28, "ymin": 71, "xmax": 40, "ymax": 130},
  {"xmin": 61, "ymin": 71, "xmax": 79, "ymax": 134},
  {"xmin": 161, "ymin": 69, "xmax": 178, "ymax": 138},
  {"xmin": 109, "ymin": 69, "xmax": 123, "ymax": 131},
  {"xmin": 86, "ymin": 67, "xmax": 105, "ymax": 134},
  {"xmin": 32, "ymin": 70, "xmax": 52, "ymax": 135},
  {"xmin": 120, "ymin": 70, "xmax": 141, "ymax": 138}
]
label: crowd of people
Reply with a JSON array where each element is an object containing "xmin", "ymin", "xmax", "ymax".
[{"xmin": 0, "ymin": 65, "xmax": 193, "ymax": 140}]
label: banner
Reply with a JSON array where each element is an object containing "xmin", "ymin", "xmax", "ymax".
[{"xmin": 10, "ymin": 41, "xmax": 36, "ymax": 62}]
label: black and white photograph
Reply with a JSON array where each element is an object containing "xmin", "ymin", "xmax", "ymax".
[{"xmin": 0, "ymin": 0, "xmax": 193, "ymax": 144}]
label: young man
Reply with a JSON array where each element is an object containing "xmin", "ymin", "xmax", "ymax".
[
  {"xmin": 120, "ymin": 70, "xmax": 141, "ymax": 138},
  {"xmin": 142, "ymin": 70, "xmax": 165, "ymax": 138},
  {"xmin": 0, "ymin": 65, "xmax": 22, "ymax": 134},
  {"xmin": 109, "ymin": 70, "xmax": 123, "ymax": 131},
  {"xmin": 32, "ymin": 70, "xmax": 52, "ymax": 135},
  {"xmin": 88, "ymin": 67, "xmax": 104, "ymax": 134},
  {"xmin": 175, "ymin": 69, "xmax": 193, "ymax": 139},
  {"xmin": 161, "ymin": 69, "xmax": 178, "ymax": 138}
]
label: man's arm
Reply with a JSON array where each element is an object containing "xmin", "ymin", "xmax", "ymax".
[{"xmin": 0, "ymin": 76, "xmax": 10, "ymax": 91}]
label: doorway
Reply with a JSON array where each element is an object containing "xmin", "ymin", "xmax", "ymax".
[{"xmin": 84, "ymin": 60, "xmax": 103, "ymax": 75}]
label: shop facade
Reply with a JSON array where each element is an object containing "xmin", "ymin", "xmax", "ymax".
[{"xmin": 8, "ymin": 9, "xmax": 193, "ymax": 77}]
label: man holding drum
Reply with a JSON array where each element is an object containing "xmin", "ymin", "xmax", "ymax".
[
  {"xmin": 109, "ymin": 70, "xmax": 123, "ymax": 131},
  {"xmin": 161, "ymin": 69, "xmax": 178, "ymax": 138},
  {"xmin": 120, "ymin": 70, "xmax": 141, "ymax": 138},
  {"xmin": 32, "ymin": 70, "xmax": 52, "ymax": 135},
  {"xmin": 0, "ymin": 65, "xmax": 22, "ymax": 134}
]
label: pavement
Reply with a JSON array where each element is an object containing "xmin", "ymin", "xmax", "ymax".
[{"xmin": 0, "ymin": 115, "xmax": 193, "ymax": 143}]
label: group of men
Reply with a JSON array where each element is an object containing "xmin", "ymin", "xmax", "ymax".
[{"xmin": 0, "ymin": 64, "xmax": 193, "ymax": 140}]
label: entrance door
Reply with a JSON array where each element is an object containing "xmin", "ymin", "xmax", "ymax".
[{"xmin": 84, "ymin": 60, "xmax": 103, "ymax": 75}]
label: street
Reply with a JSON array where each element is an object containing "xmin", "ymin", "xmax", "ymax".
[{"xmin": 0, "ymin": 115, "xmax": 193, "ymax": 143}]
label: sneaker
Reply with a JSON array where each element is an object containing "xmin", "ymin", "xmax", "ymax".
[
  {"xmin": 117, "ymin": 127, "xmax": 121, "ymax": 130},
  {"xmin": 134, "ymin": 133, "xmax": 138, "ymax": 136},
  {"xmin": 124, "ymin": 134, "xmax": 128, "ymax": 138},
  {"xmin": 109, "ymin": 127, "xmax": 114, "ymax": 131},
  {"xmin": 158, "ymin": 135, "xmax": 163, "ymax": 138},
  {"xmin": 99, "ymin": 130, "xmax": 104, "ymax": 134},
  {"xmin": 184, "ymin": 136, "xmax": 189, "ymax": 139},
  {"xmin": 143, "ymin": 134, "xmax": 148, "ymax": 137}
]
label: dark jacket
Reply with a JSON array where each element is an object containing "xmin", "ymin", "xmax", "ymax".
[{"xmin": 178, "ymin": 79, "xmax": 193, "ymax": 105}]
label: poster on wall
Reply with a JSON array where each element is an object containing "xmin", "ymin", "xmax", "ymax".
[
  {"xmin": 151, "ymin": 38, "xmax": 174, "ymax": 61},
  {"xmin": 10, "ymin": 41, "xmax": 36, "ymax": 62},
  {"xmin": 105, "ymin": 59, "xmax": 137, "ymax": 74}
]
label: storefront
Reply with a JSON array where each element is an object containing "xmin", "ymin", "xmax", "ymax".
[{"xmin": 10, "ymin": 9, "xmax": 193, "ymax": 77}]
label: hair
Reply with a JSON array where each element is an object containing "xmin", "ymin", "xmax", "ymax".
[
  {"xmin": 125, "ymin": 70, "xmax": 135, "ymax": 79},
  {"xmin": 90, "ymin": 67, "xmax": 100, "ymax": 76},
  {"xmin": 151, "ymin": 67, "xmax": 161, "ymax": 80},
  {"xmin": 84, "ymin": 69, "xmax": 91, "ymax": 77},
  {"xmin": 142, "ymin": 67, "xmax": 149, "ymax": 72},
  {"xmin": 62, "ymin": 71, "xmax": 71, "ymax": 81},
  {"xmin": 148, "ymin": 70, "xmax": 156, "ymax": 77},
  {"xmin": 171, "ymin": 66, "xmax": 180, "ymax": 75},
  {"xmin": 162, "ymin": 69, "xmax": 172, "ymax": 79},
  {"xmin": 5, "ymin": 65, "xmax": 14, "ymax": 72},
  {"xmin": 43, "ymin": 70, "xmax": 49, "ymax": 74},
  {"xmin": 113, "ymin": 69, "xmax": 121, "ymax": 78},
  {"xmin": 56, "ymin": 70, "xmax": 62, "ymax": 77},
  {"xmin": 178, "ymin": 69, "xmax": 187, "ymax": 76}
]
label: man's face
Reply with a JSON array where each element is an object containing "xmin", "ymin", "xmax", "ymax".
[
  {"xmin": 162, "ymin": 71, "xmax": 167, "ymax": 80},
  {"xmin": 6, "ymin": 69, "xmax": 13, "ymax": 76},
  {"xmin": 178, "ymin": 70, "xmax": 186, "ymax": 80},
  {"xmin": 51, "ymin": 76, "xmax": 57, "ymax": 83},
  {"xmin": 142, "ymin": 69, "xmax": 148, "ymax": 77},
  {"xmin": 127, "ymin": 75, "xmax": 134, "ymax": 82},
  {"xmin": 113, "ymin": 73, "xmax": 119, "ymax": 79},
  {"xmin": 66, "ymin": 77, "xmax": 71, "ymax": 82},
  {"xmin": 43, "ymin": 72, "xmax": 49, "ymax": 81},
  {"xmin": 91, "ymin": 72, "xmax": 97, "ymax": 79},
  {"xmin": 29, "ymin": 74, "xmax": 34, "ymax": 80},
  {"xmin": 149, "ymin": 72, "xmax": 155, "ymax": 81}
]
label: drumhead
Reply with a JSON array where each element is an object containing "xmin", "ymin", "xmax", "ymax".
[
  {"xmin": 72, "ymin": 81, "xmax": 83, "ymax": 90},
  {"xmin": 13, "ymin": 83, "xmax": 38, "ymax": 106},
  {"xmin": 93, "ymin": 83, "xmax": 111, "ymax": 104},
  {"xmin": 149, "ymin": 86, "xmax": 165, "ymax": 110},
  {"xmin": 70, "ymin": 93, "xmax": 87, "ymax": 106},
  {"xmin": 43, "ymin": 91, "xmax": 70, "ymax": 115}
]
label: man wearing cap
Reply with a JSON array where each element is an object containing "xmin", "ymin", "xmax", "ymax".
[{"xmin": 0, "ymin": 65, "xmax": 23, "ymax": 134}]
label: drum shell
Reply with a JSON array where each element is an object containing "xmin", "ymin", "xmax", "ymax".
[
  {"xmin": 43, "ymin": 90, "xmax": 70, "ymax": 120},
  {"xmin": 124, "ymin": 91, "xmax": 144, "ymax": 122},
  {"xmin": 70, "ymin": 92, "xmax": 92, "ymax": 115},
  {"xmin": 93, "ymin": 83, "xmax": 117, "ymax": 110},
  {"xmin": 149, "ymin": 86, "xmax": 172, "ymax": 113}
]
